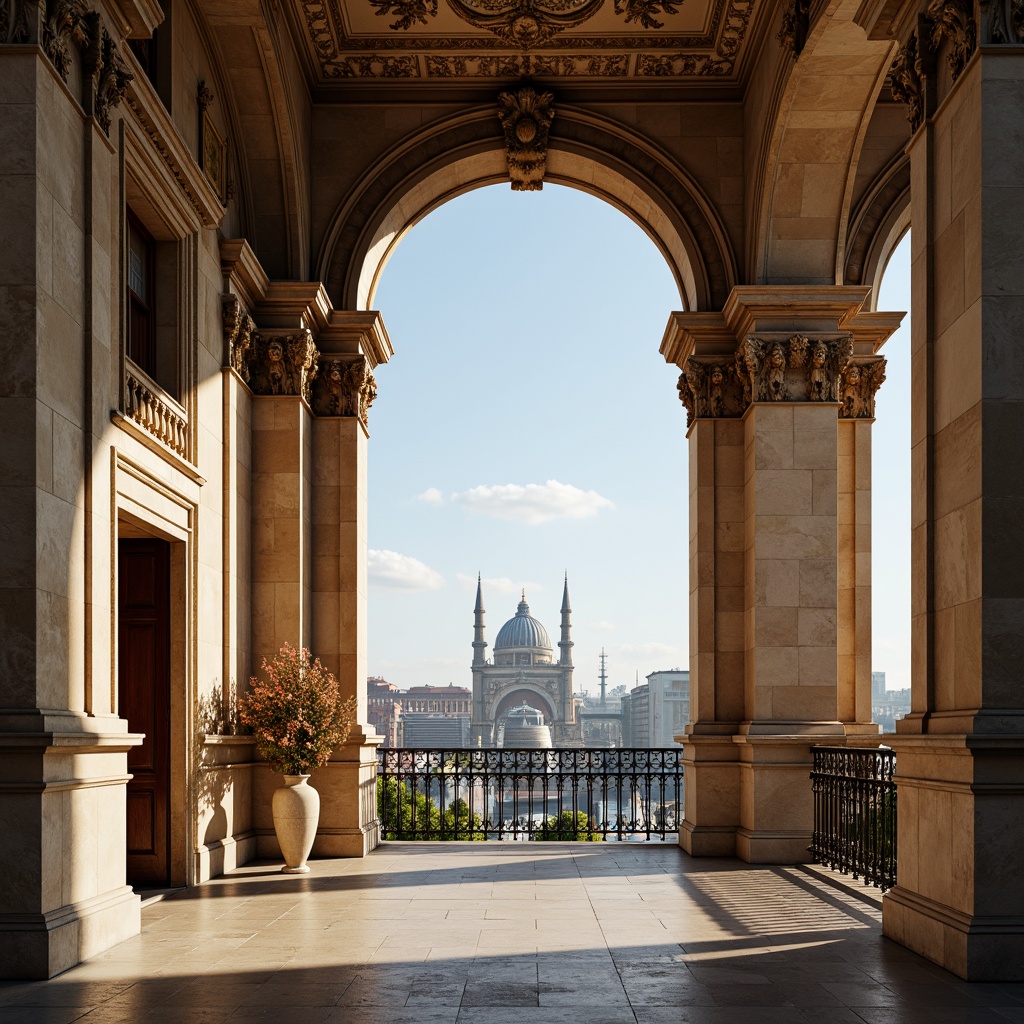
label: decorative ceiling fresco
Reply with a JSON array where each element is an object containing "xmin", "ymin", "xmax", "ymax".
[{"xmin": 297, "ymin": 0, "xmax": 756, "ymax": 81}]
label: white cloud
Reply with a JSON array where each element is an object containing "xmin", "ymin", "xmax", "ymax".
[
  {"xmin": 448, "ymin": 480, "xmax": 614, "ymax": 525},
  {"xmin": 456, "ymin": 573, "xmax": 543, "ymax": 596},
  {"xmin": 587, "ymin": 620, "xmax": 616, "ymax": 632},
  {"xmin": 416, "ymin": 487, "xmax": 444, "ymax": 505},
  {"xmin": 368, "ymin": 549, "xmax": 444, "ymax": 592},
  {"xmin": 617, "ymin": 642, "xmax": 679, "ymax": 658}
]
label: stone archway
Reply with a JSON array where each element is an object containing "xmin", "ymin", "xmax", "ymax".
[{"xmin": 317, "ymin": 106, "xmax": 738, "ymax": 314}]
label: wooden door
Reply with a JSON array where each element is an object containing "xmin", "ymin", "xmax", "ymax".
[{"xmin": 118, "ymin": 538, "xmax": 171, "ymax": 887}]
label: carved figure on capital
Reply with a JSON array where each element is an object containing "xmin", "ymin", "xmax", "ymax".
[
  {"xmin": 222, "ymin": 295, "xmax": 255, "ymax": 383},
  {"xmin": 928, "ymin": 0, "xmax": 977, "ymax": 79},
  {"xmin": 983, "ymin": 0, "xmax": 1024, "ymax": 43},
  {"xmin": 803, "ymin": 338, "xmax": 851, "ymax": 403},
  {"xmin": 2, "ymin": 0, "xmax": 34, "ymax": 43},
  {"xmin": 741, "ymin": 338, "xmax": 788, "ymax": 402},
  {"xmin": 890, "ymin": 32, "xmax": 924, "ymax": 131},
  {"xmin": 91, "ymin": 25, "xmax": 132, "ymax": 134},
  {"xmin": 42, "ymin": 0, "xmax": 88, "ymax": 81},
  {"xmin": 840, "ymin": 359, "xmax": 887, "ymax": 418},
  {"xmin": 682, "ymin": 357, "xmax": 744, "ymax": 420},
  {"xmin": 247, "ymin": 331, "xmax": 319, "ymax": 405},
  {"xmin": 313, "ymin": 357, "xmax": 378, "ymax": 423}
]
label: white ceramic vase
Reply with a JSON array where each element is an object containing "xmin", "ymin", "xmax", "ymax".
[{"xmin": 272, "ymin": 774, "xmax": 319, "ymax": 873}]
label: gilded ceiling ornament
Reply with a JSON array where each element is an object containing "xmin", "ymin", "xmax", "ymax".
[
  {"xmin": 313, "ymin": 357, "xmax": 378, "ymax": 423},
  {"xmin": 370, "ymin": 0, "xmax": 439, "ymax": 31},
  {"xmin": 448, "ymin": 0, "xmax": 604, "ymax": 47},
  {"xmin": 840, "ymin": 359, "xmax": 886, "ymax": 419},
  {"xmin": 498, "ymin": 87, "xmax": 554, "ymax": 190},
  {"xmin": 613, "ymin": 0, "xmax": 682, "ymax": 29},
  {"xmin": 247, "ymin": 331, "xmax": 320, "ymax": 405},
  {"xmin": 927, "ymin": 0, "xmax": 976, "ymax": 79}
]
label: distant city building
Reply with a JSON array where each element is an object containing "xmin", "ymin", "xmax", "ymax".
[
  {"xmin": 501, "ymin": 702, "xmax": 552, "ymax": 748},
  {"xmin": 401, "ymin": 713, "xmax": 470, "ymax": 748},
  {"xmin": 368, "ymin": 677, "xmax": 402, "ymax": 748},
  {"xmin": 470, "ymin": 576, "xmax": 582, "ymax": 747},
  {"xmin": 873, "ymin": 683, "xmax": 911, "ymax": 732},
  {"xmin": 402, "ymin": 684, "xmax": 471, "ymax": 715},
  {"xmin": 872, "ymin": 671, "xmax": 886, "ymax": 702},
  {"xmin": 646, "ymin": 670, "xmax": 690, "ymax": 747}
]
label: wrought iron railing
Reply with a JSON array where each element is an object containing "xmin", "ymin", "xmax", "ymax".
[
  {"xmin": 376, "ymin": 748, "xmax": 683, "ymax": 841},
  {"xmin": 810, "ymin": 745, "xmax": 896, "ymax": 890}
]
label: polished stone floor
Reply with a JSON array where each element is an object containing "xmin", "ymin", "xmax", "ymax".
[{"xmin": 4, "ymin": 843, "xmax": 1024, "ymax": 1023}]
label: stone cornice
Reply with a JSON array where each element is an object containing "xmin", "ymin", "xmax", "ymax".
[
  {"xmin": 318, "ymin": 311, "xmax": 394, "ymax": 368},
  {"xmin": 220, "ymin": 238, "xmax": 270, "ymax": 313},
  {"xmin": 256, "ymin": 281, "xmax": 334, "ymax": 333}
]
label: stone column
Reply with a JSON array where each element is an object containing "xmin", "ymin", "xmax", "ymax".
[
  {"xmin": 664, "ymin": 288, "xmax": 899, "ymax": 863},
  {"xmin": 876, "ymin": 25, "xmax": 1024, "ymax": 979},
  {"xmin": 308, "ymin": 313, "xmax": 391, "ymax": 856}
]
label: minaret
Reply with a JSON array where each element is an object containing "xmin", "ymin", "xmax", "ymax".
[
  {"xmin": 472, "ymin": 573, "xmax": 487, "ymax": 666},
  {"xmin": 559, "ymin": 573, "xmax": 573, "ymax": 667}
]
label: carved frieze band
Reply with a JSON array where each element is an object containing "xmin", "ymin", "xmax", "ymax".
[
  {"xmin": 312, "ymin": 357, "xmax": 378, "ymax": 424},
  {"xmin": 677, "ymin": 335, "xmax": 869, "ymax": 426},
  {"xmin": 498, "ymin": 86, "xmax": 554, "ymax": 192}
]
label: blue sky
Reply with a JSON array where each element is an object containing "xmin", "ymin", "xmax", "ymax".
[{"xmin": 367, "ymin": 184, "xmax": 911, "ymax": 695}]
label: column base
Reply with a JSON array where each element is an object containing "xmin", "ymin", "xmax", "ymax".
[
  {"xmin": 883, "ymin": 886, "xmax": 1024, "ymax": 981},
  {"xmin": 679, "ymin": 734, "xmax": 740, "ymax": 857},
  {"xmin": 0, "ymin": 886, "xmax": 141, "ymax": 980}
]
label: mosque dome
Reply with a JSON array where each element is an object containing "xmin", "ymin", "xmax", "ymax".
[{"xmin": 494, "ymin": 596, "xmax": 551, "ymax": 650}]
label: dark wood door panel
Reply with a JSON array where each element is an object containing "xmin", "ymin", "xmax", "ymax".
[{"xmin": 118, "ymin": 538, "xmax": 171, "ymax": 888}]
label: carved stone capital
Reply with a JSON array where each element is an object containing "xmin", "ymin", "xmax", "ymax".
[
  {"xmin": 839, "ymin": 357, "xmax": 886, "ymax": 419},
  {"xmin": 982, "ymin": 0, "xmax": 1024, "ymax": 43},
  {"xmin": 738, "ymin": 335, "xmax": 851, "ymax": 404},
  {"xmin": 928, "ymin": 0, "xmax": 977, "ymax": 80},
  {"xmin": 777, "ymin": 0, "xmax": 810, "ymax": 55},
  {"xmin": 680, "ymin": 357, "xmax": 746, "ymax": 423},
  {"xmin": 889, "ymin": 32, "xmax": 924, "ymax": 132},
  {"xmin": 42, "ymin": 0, "xmax": 88, "ymax": 81},
  {"xmin": 246, "ymin": 330, "xmax": 319, "ymax": 405},
  {"xmin": 1, "ymin": 0, "xmax": 35, "ymax": 43},
  {"xmin": 93, "ymin": 25, "xmax": 132, "ymax": 135},
  {"xmin": 222, "ymin": 295, "xmax": 255, "ymax": 384},
  {"xmin": 498, "ymin": 87, "xmax": 554, "ymax": 192},
  {"xmin": 312, "ymin": 356, "xmax": 377, "ymax": 424}
]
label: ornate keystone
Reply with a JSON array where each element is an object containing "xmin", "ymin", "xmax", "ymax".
[
  {"xmin": 247, "ymin": 331, "xmax": 319, "ymax": 405},
  {"xmin": 313, "ymin": 357, "xmax": 377, "ymax": 424},
  {"xmin": 498, "ymin": 87, "xmax": 554, "ymax": 192}
]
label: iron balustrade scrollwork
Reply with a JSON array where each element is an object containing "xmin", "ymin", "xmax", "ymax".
[
  {"xmin": 810, "ymin": 746, "xmax": 897, "ymax": 891},
  {"xmin": 376, "ymin": 748, "xmax": 684, "ymax": 842}
]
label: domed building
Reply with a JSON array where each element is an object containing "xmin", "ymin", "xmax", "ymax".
[{"xmin": 470, "ymin": 577, "xmax": 583, "ymax": 748}]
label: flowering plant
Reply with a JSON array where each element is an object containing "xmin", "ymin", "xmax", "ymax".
[{"xmin": 239, "ymin": 643, "xmax": 357, "ymax": 776}]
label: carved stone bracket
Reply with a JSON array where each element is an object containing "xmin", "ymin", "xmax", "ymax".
[
  {"xmin": 839, "ymin": 358, "xmax": 886, "ymax": 419},
  {"xmin": 498, "ymin": 86, "xmax": 554, "ymax": 191},
  {"xmin": 312, "ymin": 356, "xmax": 378, "ymax": 424},
  {"xmin": 982, "ymin": 0, "xmax": 1024, "ymax": 43},
  {"xmin": 738, "ymin": 335, "xmax": 852, "ymax": 404},
  {"xmin": 42, "ymin": 0, "xmax": 88, "ymax": 81},
  {"xmin": 777, "ymin": 0, "xmax": 810, "ymax": 55},
  {"xmin": 246, "ymin": 330, "xmax": 319, "ymax": 405},
  {"xmin": 928, "ymin": 0, "xmax": 977, "ymax": 80},
  {"xmin": 222, "ymin": 295, "xmax": 255, "ymax": 384}
]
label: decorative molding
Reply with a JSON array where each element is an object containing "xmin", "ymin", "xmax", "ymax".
[
  {"xmin": 197, "ymin": 79, "xmax": 214, "ymax": 112},
  {"xmin": 42, "ymin": 0, "xmax": 88, "ymax": 81},
  {"xmin": 222, "ymin": 295, "xmax": 255, "ymax": 383},
  {"xmin": 330, "ymin": 54, "xmax": 419, "ymax": 77},
  {"xmin": 982, "ymin": 0, "xmax": 1024, "ymax": 43},
  {"xmin": 614, "ymin": 0, "xmax": 682, "ymax": 29},
  {"xmin": 370, "ymin": 0, "xmax": 439, "ymax": 30},
  {"xmin": 426, "ymin": 52, "xmax": 629, "ymax": 75},
  {"xmin": 198, "ymin": 81, "xmax": 227, "ymax": 202},
  {"xmin": 840, "ymin": 358, "xmax": 886, "ymax": 418},
  {"xmin": 312, "ymin": 356, "xmax": 377, "ymax": 423},
  {"xmin": 927, "ymin": 0, "xmax": 976, "ymax": 80},
  {"xmin": 246, "ymin": 331, "xmax": 319, "ymax": 405},
  {"xmin": 446, "ymin": 0, "xmax": 605, "ymax": 46},
  {"xmin": 777, "ymin": 0, "xmax": 810, "ymax": 55},
  {"xmin": 636, "ymin": 52, "xmax": 731, "ymax": 74},
  {"xmin": 498, "ymin": 86, "xmax": 554, "ymax": 191}
]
